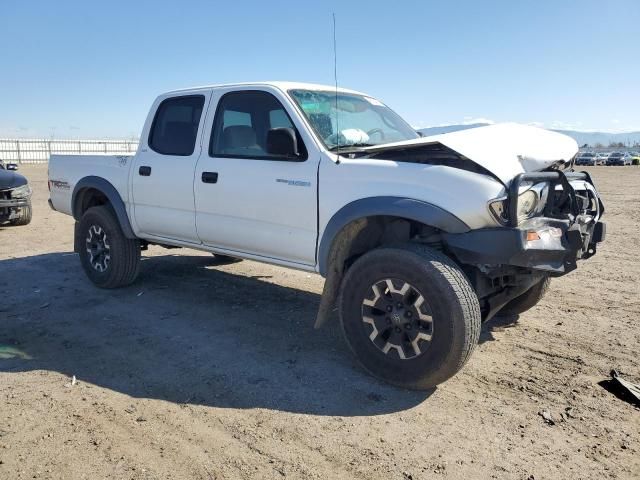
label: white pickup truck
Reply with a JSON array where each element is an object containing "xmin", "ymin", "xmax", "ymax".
[{"xmin": 48, "ymin": 82, "xmax": 606, "ymax": 389}]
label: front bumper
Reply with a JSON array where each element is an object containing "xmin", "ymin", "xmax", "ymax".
[
  {"xmin": 0, "ymin": 197, "xmax": 31, "ymax": 208},
  {"xmin": 0, "ymin": 196, "xmax": 31, "ymax": 222},
  {"xmin": 443, "ymin": 218, "xmax": 605, "ymax": 275},
  {"xmin": 443, "ymin": 170, "xmax": 606, "ymax": 276}
]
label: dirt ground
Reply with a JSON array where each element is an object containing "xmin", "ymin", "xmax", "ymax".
[{"xmin": 1, "ymin": 165, "xmax": 639, "ymax": 480}]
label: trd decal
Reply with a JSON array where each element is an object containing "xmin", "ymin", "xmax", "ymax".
[{"xmin": 49, "ymin": 180, "xmax": 70, "ymax": 190}]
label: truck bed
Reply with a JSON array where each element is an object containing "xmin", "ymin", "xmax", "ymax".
[{"xmin": 48, "ymin": 154, "xmax": 134, "ymax": 216}]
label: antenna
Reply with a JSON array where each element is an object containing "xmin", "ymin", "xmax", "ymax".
[{"xmin": 332, "ymin": 12, "xmax": 340, "ymax": 162}]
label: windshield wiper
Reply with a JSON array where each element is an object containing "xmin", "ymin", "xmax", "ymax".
[{"xmin": 329, "ymin": 143, "xmax": 375, "ymax": 152}]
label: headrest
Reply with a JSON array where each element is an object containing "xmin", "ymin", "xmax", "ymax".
[{"xmin": 222, "ymin": 125, "xmax": 257, "ymax": 149}]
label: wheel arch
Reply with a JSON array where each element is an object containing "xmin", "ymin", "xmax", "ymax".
[
  {"xmin": 72, "ymin": 176, "xmax": 136, "ymax": 239},
  {"xmin": 317, "ymin": 197, "xmax": 470, "ymax": 276},
  {"xmin": 313, "ymin": 197, "xmax": 470, "ymax": 329}
]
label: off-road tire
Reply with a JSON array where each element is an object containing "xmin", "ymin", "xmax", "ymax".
[
  {"xmin": 338, "ymin": 244, "xmax": 481, "ymax": 390},
  {"xmin": 78, "ymin": 206, "xmax": 140, "ymax": 288},
  {"xmin": 500, "ymin": 277, "xmax": 550, "ymax": 316},
  {"xmin": 10, "ymin": 204, "xmax": 32, "ymax": 226}
]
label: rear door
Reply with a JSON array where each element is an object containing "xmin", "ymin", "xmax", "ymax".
[
  {"xmin": 131, "ymin": 92, "xmax": 210, "ymax": 242},
  {"xmin": 194, "ymin": 87, "xmax": 319, "ymax": 265}
]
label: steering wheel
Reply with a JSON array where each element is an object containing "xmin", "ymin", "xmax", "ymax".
[{"xmin": 366, "ymin": 128, "xmax": 385, "ymax": 141}]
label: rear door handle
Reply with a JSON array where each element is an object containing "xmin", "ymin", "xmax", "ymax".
[
  {"xmin": 201, "ymin": 172, "xmax": 218, "ymax": 184},
  {"xmin": 139, "ymin": 166, "xmax": 151, "ymax": 176}
]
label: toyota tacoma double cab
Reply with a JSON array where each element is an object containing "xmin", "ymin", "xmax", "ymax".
[{"xmin": 48, "ymin": 82, "xmax": 605, "ymax": 389}]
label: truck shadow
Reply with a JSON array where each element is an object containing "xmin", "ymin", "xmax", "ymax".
[
  {"xmin": 0, "ymin": 252, "xmax": 431, "ymax": 416},
  {"xmin": 479, "ymin": 313, "xmax": 521, "ymax": 344}
]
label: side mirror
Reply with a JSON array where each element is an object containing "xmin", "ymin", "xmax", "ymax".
[
  {"xmin": 6, "ymin": 163, "xmax": 18, "ymax": 171},
  {"xmin": 266, "ymin": 128, "xmax": 298, "ymax": 157}
]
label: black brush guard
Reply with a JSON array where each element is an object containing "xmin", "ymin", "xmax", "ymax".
[{"xmin": 443, "ymin": 170, "xmax": 606, "ymax": 276}]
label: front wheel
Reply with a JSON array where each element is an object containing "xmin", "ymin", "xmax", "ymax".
[
  {"xmin": 338, "ymin": 244, "xmax": 481, "ymax": 390},
  {"xmin": 78, "ymin": 206, "xmax": 141, "ymax": 288}
]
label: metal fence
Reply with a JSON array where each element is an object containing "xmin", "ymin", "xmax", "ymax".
[{"xmin": 0, "ymin": 138, "xmax": 139, "ymax": 164}]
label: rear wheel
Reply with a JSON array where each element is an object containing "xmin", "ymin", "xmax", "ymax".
[
  {"xmin": 500, "ymin": 277, "xmax": 550, "ymax": 315},
  {"xmin": 338, "ymin": 244, "xmax": 481, "ymax": 390},
  {"xmin": 78, "ymin": 206, "xmax": 140, "ymax": 288},
  {"xmin": 10, "ymin": 204, "xmax": 32, "ymax": 226}
]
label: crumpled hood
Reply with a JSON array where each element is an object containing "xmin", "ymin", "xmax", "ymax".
[
  {"xmin": 0, "ymin": 170, "xmax": 28, "ymax": 191},
  {"xmin": 364, "ymin": 123, "xmax": 579, "ymax": 185}
]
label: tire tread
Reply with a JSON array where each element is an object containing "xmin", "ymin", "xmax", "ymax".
[
  {"xmin": 338, "ymin": 243, "xmax": 481, "ymax": 389},
  {"xmin": 78, "ymin": 206, "xmax": 140, "ymax": 288}
]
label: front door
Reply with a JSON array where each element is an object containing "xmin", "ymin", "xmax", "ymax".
[
  {"xmin": 132, "ymin": 93, "xmax": 209, "ymax": 242},
  {"xmin": 194, "ymin": 88, "xmax": 319, "ymax": 265}
]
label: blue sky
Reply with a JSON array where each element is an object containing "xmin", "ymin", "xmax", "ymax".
[{"xmin": 1, "ymin": 0, "xmax": 638, "ymax": 139}]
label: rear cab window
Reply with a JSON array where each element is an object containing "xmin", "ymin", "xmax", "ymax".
[{"xmin": 149, "ymin": 95, "xmax": 205, "ymax": 156}]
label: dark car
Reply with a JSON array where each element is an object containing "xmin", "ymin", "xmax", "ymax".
[
  {"xmin": 575, "ymin": 152, "xmax": 597, "ymax": 166},
  {"xmin": 606, "ymin": 152, "xmax": 628, "ymax": 166},
  {"xmin": 0, "ymin": 160, "xmax": 32, "ymax": 226}
]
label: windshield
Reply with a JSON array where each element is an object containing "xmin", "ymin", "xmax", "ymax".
[{"xmin": 288, "ymin": 89, "xmax": 419, "ymax": 150}]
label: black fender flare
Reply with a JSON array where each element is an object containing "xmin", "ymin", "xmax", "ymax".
[
  {"xmin": 72, "ymin": 176, "xmax": 136, "ymax": 239},
  {"xmin": 317, "ymin": 196, "xmax": 470, "ymax": 276}
]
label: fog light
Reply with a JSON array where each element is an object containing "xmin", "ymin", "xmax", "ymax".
[
  {"xmin": 526, "ymin": 231, "xmax": 540, "ymax": 241},
  {"xmin": 526, "ymin": 227, "xmax": 563, "ymax": 243}
]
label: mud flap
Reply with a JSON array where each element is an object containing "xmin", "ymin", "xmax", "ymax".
[{"xmin": 314, "ymin": 218, "xmax": 369, "ymax": 329}]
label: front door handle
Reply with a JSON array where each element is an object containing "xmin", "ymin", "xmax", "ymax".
[
  {"xmin": 139, "ymin": 166, "xmax": 151, "ymax": 176},
  {"xmin": 201, "ymin": 171, "xmax": 218, "ymax": 184}
]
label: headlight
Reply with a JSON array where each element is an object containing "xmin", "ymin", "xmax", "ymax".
[
  {"xmin": 11, "ymin": 184, "xmax": 31, "ymax": 199},
  {"xmin": 517, "ymin": 190, "xmax": 538, "ymax": 220},
  {"xmin": 488, "ymin": 182, "xmax": 549, "ymax": 225}
]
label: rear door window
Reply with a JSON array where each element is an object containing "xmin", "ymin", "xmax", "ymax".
[{"xmin": 149, "ymin": 95, "xmax": 205, "ymax": 156}]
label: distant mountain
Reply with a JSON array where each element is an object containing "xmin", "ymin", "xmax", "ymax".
[
  {"xmin": 417, "ymin": 124, "xmax": 640, "ymax": 147},
  {"xmin": 552, "ymin": 130, "xmax": 640, "ymax": 148}
]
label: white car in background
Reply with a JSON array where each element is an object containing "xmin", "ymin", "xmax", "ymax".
[{"xmin": 595, "ymin": 152, "xmax": 609, "ymax": 165}]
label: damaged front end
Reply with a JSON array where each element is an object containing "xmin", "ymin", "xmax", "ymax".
[
  {"xmin": 0, "ymin": 171, "xmax": 32, "ymax": 224},
  {"xmin": 343, "ymin": 123, "xmax": 605, "ymax": 321},
  {"xmin": 0, "ymin": 186, "xmax": 31, "ymax": 223},
  {"xmin": 442, "ymin": 170, "xmax": 606, "ymax": 320}
]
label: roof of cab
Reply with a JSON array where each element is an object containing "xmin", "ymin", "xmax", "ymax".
[{"xmin": 164, "ymin": 81, "xmax": 367, "ymax": 96}]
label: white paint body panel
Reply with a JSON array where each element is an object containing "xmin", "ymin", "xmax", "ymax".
[
  {"xmin": 318, "ymin": 156, "xmax": 504, "ymax": 236},
  {"xmin": 131, "ymin": 89, "xmax": 213, "ymax": 243},
  {"xmin": 48, "ymin": 154, "xmax": 134, "ymax": 216},
  {"xmin": 48, "ymin": 81, "xmax": 583, "ymax": 274},
  {"xmin": 366, "ymin": 123, "xmax": 579, "ymax": 185},
  {"xmin": 193, "ymin": 85, "xmax": 320, "ymax": 266}
]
